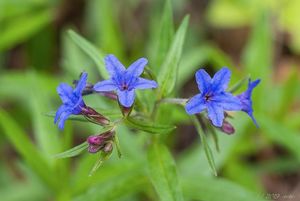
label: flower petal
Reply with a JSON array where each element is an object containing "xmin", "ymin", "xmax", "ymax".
[
  {"xmin": 126, "ymin": 58, "xmax": 148, "ymax": 77},
  {"xmin": 93, "ymin": 79, "xmax": 117, "ymax": 92},
  {"xmin": 54, "ymin": 105, "xmax": 66, "ymax": 124},
  {"xmin": 248, "ymin": 111, "xmax": 259, "ymax": 128},
  {"xmin": 57, "ymin": 83, "xmax": 73, "ymax": 104},
  {"xmin": 213, "ymin": 92, "xmax": 242, "ymax": 111},
  {"xmin": 117, "ymin": 90, "xmax": 135, "ymax": 107},
  {"xmin": 185, "ymin": 94, "xmax": 206, "ymax": 115},
  {"xmin": 57, "ymin": 111, "xmax": 72, "ymax": 130},
  {"xmin": 195, "ymin": 69, "xmax": 211, "ymax": 93},
  {"xmin": 74, "ymin": 72, "xmax": 88, "ymax": 96},
  {"xmin": 105, "ymin": 54, "xmax": 126, "ymax": 76},
  {"xmin": 134, "ymin": 78, "xmax": 158, "ymax": 89},
  {"xmin": 207, "ymin": 102, "xmax": 224, "ymax": 127},
  {"xmin": 244, "ymin": 79, "xmax": 261, "ymax": 98},
  {"xmin": 211, "ymin": 67, "xmax": 231, "ymax": 92}
]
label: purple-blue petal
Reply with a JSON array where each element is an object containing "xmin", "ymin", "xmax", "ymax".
[
  {"xmin": 244, "ymin": 79, "xmax": 261, "ymax": 99},
  {"xmin": 93, "ymin": 79, "xmax": 117, "ymax": 92},
  {"xmin": 211, "ymin": 67, "xmax": 231, "ymax": 93},
  {"xmin": 134, "ymin": 78, "xmax": 158, "ymax": 89},
  {"xmin": 105, "ymin": 54, "xmax": 126, "ymax": 76},
  {"xmin": 73, "ymin": 72, "xmax": 88, "ymax": 96},
  {"xmin": 57, "ymin": 111, "xmax": 72, "ymax": 130},
  {"xmin": 237, "ymin": 78, "xmax": 260, "ymax": 127},
  {"xmin": 185, "ymin": 94, "xmax": 206, "ymax": 115},
  {"xmin": 117, "ymin": 89, "xmax": 135, "ymax": 107},
  {"xmin": 213, "ymin": 92, "xmax": 242, "ymax": 111},
  {"xmin": 195, "ymin": 69, "xmax": 211, "ymax": 93},
  {"xmin": 126, "ymin": 58, "xmax": 148, "ymax": 77},
  {"xmin": 207, "ymin": 102, "xmax": 224, "ymax": 127},
  {"xmin": 57, "ymin": 83, "xmax": 73, "ymax": 104},
  {"xmin": 54, "ymin": 105, "xmax": 66, "ymax": 124}
]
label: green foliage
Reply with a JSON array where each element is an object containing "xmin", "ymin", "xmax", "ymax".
[
  {"xmin": 68, "ymin": 30, "xmax": 108, "ymax": 78},
  {"xmin": 158, "ymin": 15, "xmax": 189, "ymax": 97},
  {"xmin": 0, "ymin": 0, "xmax": 298, "ymax": 201},
  {"xmin": 124, "ymin": 117, "xmax": 175, "ymax": 134},
  {"xmin": 148, "ymin": 143, "xmax": 184, "ymax": 201}
]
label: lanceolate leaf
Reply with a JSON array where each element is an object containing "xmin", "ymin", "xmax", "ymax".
[
  {"xmin": 89, "ymin": 151, "xmax": 112, "ymax": 176},
  {"xmin": 68, "ymin": 30, "xmax": 108, "ymax": 78},
  {"xmin": 124, "ymin": 117, "xmax": 175, "ymax": 134},
  {"xmin": 0, "ymin": 9, "xmax": 51, "ymax": 51},
  {"xmin": 0, "ymin": 108, "xmax": 58, "ymax": 191},
  {"xmin": 192, "ymin": 116, "xmax": 217, "ymax": 176},
  {"xmin": 54, "ymin": 142, "xmax": 88, "ymax": 159},
  {"xmin": 45, "ymin": 109, "xmax": 121, "ymax": 122},
  {"xmin": 158, "ymin": 15, "xmax": 189, "ymax": 97},
  {"xmin": 148, "ymin": 143, "xmax": 184, "ymax": 201},
  {"xmin": 152, "ymin": 0, "xmax": 174, "ymax": 71}
]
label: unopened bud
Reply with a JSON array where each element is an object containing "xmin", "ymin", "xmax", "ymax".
[
  {"xmin": 86, "ymin": 131, "xmax": 115, "ymax": 154},
  {"xmin": 81, "ymin": 106, "xmax": 110, "ymax": 125},
  {"xmin": 220, "ymin": 121, "xmax": 235, "ymax": 135},
  {"xmin": 87, "ymin": 135, "xmax": 105, "ymax": 145}
]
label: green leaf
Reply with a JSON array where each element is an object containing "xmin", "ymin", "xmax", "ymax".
[
  {"xmin": 242, "ymin": 12, "xmax": 273, "ymax": 111},
  {"xmin": 86, "ymin": 0, "xmax": 124, "ymax": 57},
  {"xmin": 275, "ymin": 69, "xmax": 299, "ymax": 119},
  {"xmin": 124, "ymin": 117, "xmax": 175, "ymax": 134},
  {"xmin": 158, "ymin": 15, "xmax": 189, "ymax": 97},
  {"xmin": 74, "ymin": 169, "xmax": 147, "ymax": 201},
  {"xmin": 259, "ymin": 115, "xmax": 300, "ymax": 161},
  {"xmin": 207, "ymin": 123, "xmax": 220, "ymax": 152},
  {"xmin": 68, "ymin": 30, "xmax": 108, "ymax": 78},
  {"xmin": 152, "ymin": 0, "xmax": 174, "ymax": 71},
  {"xmin": 148, "ymin": 143, "xmax": 184, "ymax": 201},
  {"xmin": 191, "ymin": 116, "xmax": 217, "ymax": 176},
  {"xmin": 45, "ymin": 109, "xmax": 121, "ymax": 122},
  {"xmin": 0, "ymin": 9, "xmax": 51, "ymax": 51},
  {"xmin": 28, "ymin": 73, "xmax": 61, "ymax": 161},
  {"xmin": 0, "ymin": 108, "xmax": 58, "ymax": 191},
  {"xmin": 89, "ymin": 151, "xmax": 112, "ymax": 176},
  {"xmin": 114, "ymin": 135, "xmax": 122, "ymax": 158},
  {"xmin": 54, "ymin": 142, "xmax": 88, "ymax": 159},
  {"xmin": 183, "ymin": 175, "xmax": 267, "ymax": 201}
]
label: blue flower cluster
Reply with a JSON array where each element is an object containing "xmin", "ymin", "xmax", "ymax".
[
  {"xmin": 54, "ymin": 55, "xmax": 260, "ymax": 131},
  {"xmin": 93, "ymin": 54, "xmax": 158, "ymax": 107},
  {"xmin": 185, "ymin": 67, "xmax": 260, "ymax": 128}
]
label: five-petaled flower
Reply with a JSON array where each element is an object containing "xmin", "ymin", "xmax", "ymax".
[
  {"xmin": 54, "ymin": 72, "xmax": 87, "ymax": 130},
  {"xmin": 185, "ymin": 67, "xmax": 242, "ymax": 127},
  {"xmin": 93, "ymin": 54, "xmax": 158, "ymax": 107},
  {"xmin": 237, "ymin": 79, "xmax": 261, "ymax": 127}
]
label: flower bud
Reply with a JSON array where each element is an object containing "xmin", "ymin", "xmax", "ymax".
[
  {"xmin": 86, "ymin": 131, "xmax": 115, "ymax": 154},
  {"xmin": 220, "ymin": 121, "xmax": 235, "ymax": 135},
  {"xmin": 81, "ymin": 106, "xmax": 110, "ymax": 125}
]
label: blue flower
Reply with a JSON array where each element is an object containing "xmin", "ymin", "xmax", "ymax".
[
  {"xmin": 93, "ymin": 54, "xmax": 158, "ymax": 107},
  {"xmin": 54, "ymin": 72, "xmax": 88, "ymax": 130},
  {"xmin": 185, "ymin": 67, "xmax": 242, "ymax": 127},
  {"xmin": 237, "ymin": 79, "xmax": 260, "ymax": 127}
]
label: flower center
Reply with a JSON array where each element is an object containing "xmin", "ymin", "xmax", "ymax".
[
  {"xmin": 121, "ymin": 83, "xmax": 128, "ymax": 90},
  {"xmin": 204, "ymin": 93, "xmax": 212, "ymax": 102}
]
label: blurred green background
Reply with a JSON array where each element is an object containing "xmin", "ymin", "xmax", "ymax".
[{"xmin": 1, "ymin": 0, "xmax": 300, "ymax": 200}]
